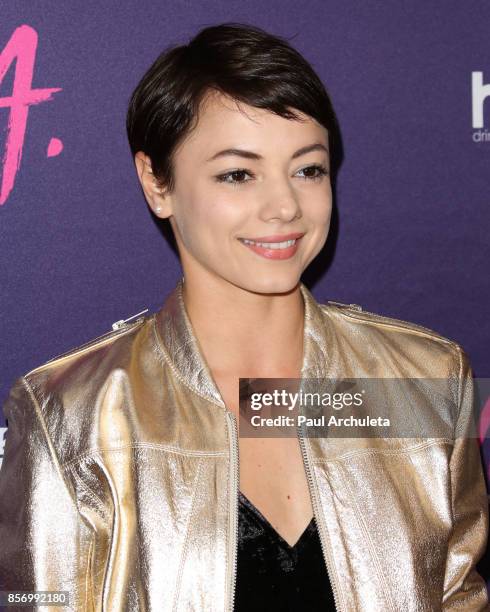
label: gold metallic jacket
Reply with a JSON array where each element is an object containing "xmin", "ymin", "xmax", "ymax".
[{"xmin": 0, "ymin": 279, "xmax": 488, "ymax": 611}]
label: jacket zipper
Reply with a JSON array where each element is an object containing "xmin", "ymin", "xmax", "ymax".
[
  {"xmin": 226, "ymin": 407, "xmax": 341, "ymax": 611},
  {"xmin": 297, "ymin": 422, "xmax": 342, "ymax": 611},
  {"xmin": 225, "ymin": 410, "xmax": 239, "ymax": 612},
  {"xmin": 111, "ymin": 309, "xmax": 149, "ymax": 330}
]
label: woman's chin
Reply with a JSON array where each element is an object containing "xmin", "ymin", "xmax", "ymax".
[{"xmin": 236, "ymin": 274, "xmax": 302, "ymax": 296}]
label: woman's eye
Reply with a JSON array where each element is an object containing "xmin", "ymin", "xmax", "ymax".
[
  {"xmin": 214, "ymin": 164, "xmax": 328, "ymax": 186},
  {"xmin": 296, "ymin": 164, "xmax": 329, "ymax": 180},
  {"xmin": 215, "ymin": 169, "xmax": 253, "ymax": 185}
]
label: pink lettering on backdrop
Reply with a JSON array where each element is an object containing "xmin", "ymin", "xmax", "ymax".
[
  {"xmin": 480, "ymin": 396, "xmax": 490, "ymax": 445},
  {"xmin": 47, "ymin": 137, "xmax": 63, "ymax": 157},
  {"xmin": 480, "ymin": 396, "xmax": 490, "ymax": 482},
  {"xmin": 0, "ymin": 25, "xmax": 62, "ymax": 206}
]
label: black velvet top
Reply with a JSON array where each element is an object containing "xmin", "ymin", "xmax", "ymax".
[{"xmin": 234, "ymin": 490, "xmax": 337, "ymax": 611}]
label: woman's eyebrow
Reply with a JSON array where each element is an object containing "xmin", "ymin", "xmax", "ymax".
[{"xmin": 206, "ymin": 142, "xmax": 328, "ymax": 162}]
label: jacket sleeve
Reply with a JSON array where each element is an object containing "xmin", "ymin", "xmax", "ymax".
[
  {"xmin": 442, "ymin": 348, "xmax": 490, "ymax": 610},
  {"xmin": 0, "ymin": 376, "xmax": 93, "ymax": 611}
]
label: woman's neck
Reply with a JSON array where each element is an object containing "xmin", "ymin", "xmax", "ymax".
[{"xmin": 180, "ymin": 273, "xmax": 305, "ymax": 379}]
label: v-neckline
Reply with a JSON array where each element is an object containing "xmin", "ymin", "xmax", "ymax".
[{"xmin": 238, "ymin": 490, "xmax": 315, "ymax": 550}]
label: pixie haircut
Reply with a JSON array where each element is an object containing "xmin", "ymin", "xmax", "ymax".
[{"xmin": 126, "ymin": 22, "xmax": 340, "ymax": 193}]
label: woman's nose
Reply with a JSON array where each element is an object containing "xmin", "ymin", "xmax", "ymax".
[{"xmin": 258, "ymin": 177, "xmax": 302, "ymax": 222}]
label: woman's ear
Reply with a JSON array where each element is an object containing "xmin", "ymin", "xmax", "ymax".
[{"xmin": 134, "ymin": 152, "xmax": 173, "ymax": 218}]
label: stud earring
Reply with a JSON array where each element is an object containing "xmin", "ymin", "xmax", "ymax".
[{"xmin": 155, "ymin": 206, "xmax": 162, "ymax": 214}]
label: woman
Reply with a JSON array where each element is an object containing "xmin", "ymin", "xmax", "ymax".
[{"xmin": 0, "ymin": 22, "xmax": 488, "ymax": 611}]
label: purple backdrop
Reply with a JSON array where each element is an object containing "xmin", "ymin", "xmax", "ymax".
[{"xmin": 1, "ymin": 0, "xmax": 489, "ymax": 584}]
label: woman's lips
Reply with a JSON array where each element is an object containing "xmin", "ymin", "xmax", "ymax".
[{"xmin": 238, "ymin": 235, "xmax": 303, "ymax": 260}]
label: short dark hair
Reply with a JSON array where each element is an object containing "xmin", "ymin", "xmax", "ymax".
[{"xmin": 126, "ymin": 22, "xmax": 339, "ymax": 193}]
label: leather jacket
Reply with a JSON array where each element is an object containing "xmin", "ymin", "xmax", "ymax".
[{"xmin": 0, "ymin": 279, "xmax": 488, "ymax": 611}]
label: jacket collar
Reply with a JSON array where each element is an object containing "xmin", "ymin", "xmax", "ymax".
[{"xmin": 154, "ymin": 278, "xmax": 332, "ymax": 407}]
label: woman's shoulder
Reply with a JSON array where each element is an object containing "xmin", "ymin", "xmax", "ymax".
[
  {"xmin": 318, "ymin": 299, "xmax": 467, "ymax": 376},
  {"xmin": 3, "ymin": 312, "xmax": 150, "ymax": 447},
  {"xmin": 22, "ymin": 311, "xmax": 151, "ymax": 393},
  {"xmin": 321, "ymin": 298, "xmax": 461, "ymax": 347},
  {"xmin": 2, "ymin": 312, "xmax": 154, "ymax": 468}
]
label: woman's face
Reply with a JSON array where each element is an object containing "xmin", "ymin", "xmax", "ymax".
[{"xmin": 155, "ymin": 91, "xmax": 332, "ymax": 294}]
